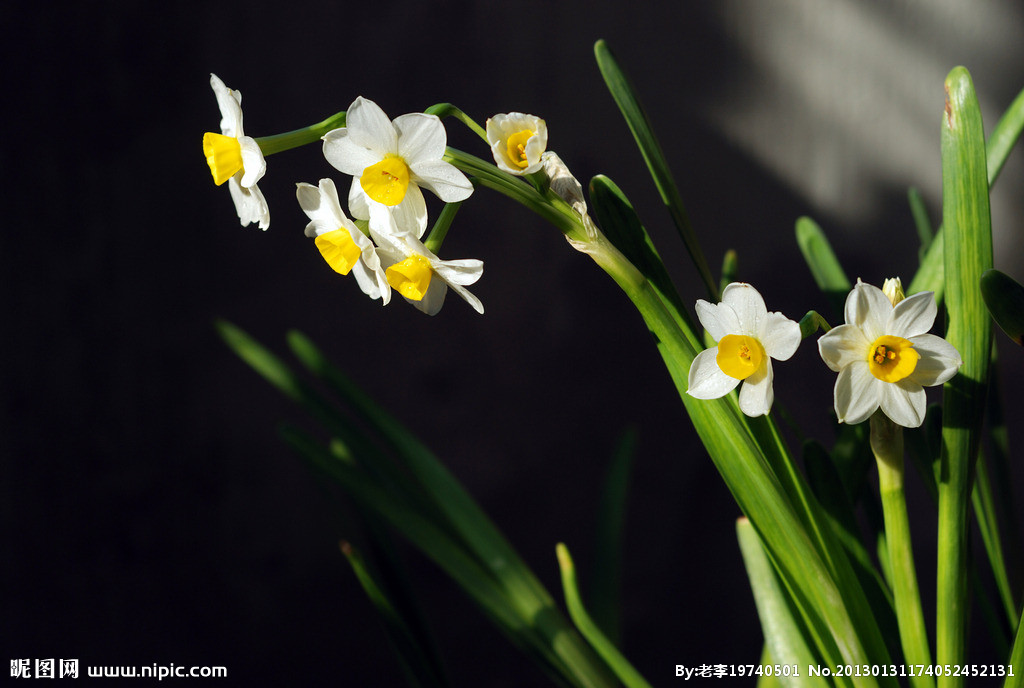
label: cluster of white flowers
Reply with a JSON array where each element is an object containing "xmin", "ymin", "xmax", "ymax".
[
  {"xmin": 204, "ymin": 75, "xmax": 548, "ymax": 316},
  {"xmin": 202, "ymin": 75, "xmax": 963, "ymax": 426},
  {"xmin": 688, "ymin": 279, "xmax": 961, "ymax": 427}
]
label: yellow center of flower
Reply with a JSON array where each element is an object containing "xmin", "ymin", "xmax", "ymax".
[
  {"xmin": 360, "ymin": 155, "xmax": 411, "ymax": 206},
  {"xmin": 314, "ymin": 228, "xmax": 362, "ymax": 276},
  {"xmin": 506, "ymin": 130, "xmax": 534, "ymax": 168},
  {"xmin": 386, "ymin": 254, "xmax": 433, "ymax": 300},
  {"xmin": 867, "ymin": 335, "xmax": 919, "ymax": 382},
  {"xmin": 203, "ymin": 132, "xmax": 243, "ymax": 186},
  {"xmin": 717, "ymin": 334, "xmax": 765, "ymax": 380}
]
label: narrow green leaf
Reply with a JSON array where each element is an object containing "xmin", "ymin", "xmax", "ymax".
[
  {"xmin": 284, "ymin": 331, "xmax": 617, "ymax": 688},
  {"xmin": 736, "ymin": 519, "xmax": 821, "ymax": 688},
  {"xmin": 909, "ymin": 84, "xmax": 1024, "ymax": 301},
  {"xmin": 285, "ymin": 331, "xmax": 555, "ymax": 611},
  {"xmin": 215, "ymin": 320, "xmax": 440, "ymax": 520},
  {"xmin": 720, "ymin": 249, "xmax": 738, "ymax": 294},
  {"xmin": 1005, "ymin": 613, "xmax": 1024, "ymax": 688},
  {"xmin": 593, "ymin": 39, "xmax": 717, "ymax": 299},
  {"xmin": 907, "ymin": 187, "xmax": 934, "ymax": 259},
  {"xmin": 592, "ymin": 257, "xmax": 892, "ymax": 681},
  {"xmin": 972, "ymin": 451, "xmax": 1018, "ymax": 631},
  {"xmin": 937, "ymin": 66, "xmax": 994, "ymax": 684},
  {"xmin": 795, "ymin": 217, "xmax": 852, "ymax": 317},
  {"xmin": 589, "ymin": 174, "xmax": 692, "ymax": 323},
  {"xmin": 588, "ymin": 426, "xmax": 637, "ymax": 645},
  {"xmin": 985, "ymin": 349, "xmax": 1024, "ymax": 617},
  {"xmin": 981, "ymin": 269, "xmax": 1024, "ymax": 346},
  {"xmin": 803, "ymin": 440, "xmax": 898, "ymax": 657},
  {"xmin": 283, "ymin": 426, "xmax": 600, "ymax": 688},
  {"xmin": 556, "ymin": 544, "xmax": 652, "ymax": 688},
  {"xmin": 340, "ymin": 541, "xmax": 450, "ymax": 688}
]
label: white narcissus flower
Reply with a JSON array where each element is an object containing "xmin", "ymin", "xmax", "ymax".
[
  {"xmin": 296, "ymin": 178, "xmax": 390, "ymax": 304},
  {"xmin": 687, "ymin": 283, "xmax": 801, "ymax": 417},
  {"xmin": 369, "ymin": 218, "xmax": 483, "ymax": 316},
  {"xmin": 486, "ymin": 113, "xmax": 548, "ymax": 175},
  {"xmin": 322, "ymin": 97, "xmax": 473, "ymax": 238},
  {"xmin": 202, "ymin": 74, "xmax": 270, "ymax": 230},
  {"xmin": 818, "ymin": 279, "xmax": 962, "ymax": 428}
]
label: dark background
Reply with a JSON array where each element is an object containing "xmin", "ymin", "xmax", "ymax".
[{"xmin": 4, "ymin": 1, "xmax": 1024, "ymax": 685}]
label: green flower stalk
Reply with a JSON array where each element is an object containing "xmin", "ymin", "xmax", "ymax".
[{"xmin": 870, "ymin": 412, "xmax": 933, "ymax": 688}]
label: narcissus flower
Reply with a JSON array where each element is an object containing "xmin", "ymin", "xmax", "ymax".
[
  {"xmin": 322, "ymin": 97, "xmax": 473, "ymax": 238},
  {"xmin": 370, "ymin": 224, "xmax": 483, "ymax": 316},
  {"xmin": 687, "ymin": 283, "xmax": 801, "ymax": 417},
  {"xmin": 296, "ymin": 178, "xmax": 390, "ymax": 304},
  {"xmin": 818, "ymin": 279, "xmax": 962, "ymax": 427},
  {"xmin": 202, "ymin": 74, "xmax": 269, "ymax": 230},
  {"xmin": 486, "ymin": 113, "xmax": 547, "ymax": 175}
]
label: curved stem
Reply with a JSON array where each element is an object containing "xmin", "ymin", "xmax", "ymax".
[{"xmin": 255, "ymin": 111, "xmax": 347, "ymax": 156}]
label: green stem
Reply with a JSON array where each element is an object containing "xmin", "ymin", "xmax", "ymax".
[
  {"xmin": 424, "ymin": 103, "xmax": 489, "ymax": 143},
  {"xmin": 870, "ymin": 414, "xmax": 933, "ymax": 688},
  {"xmin": 254, "ymin": 111, "xmax": 347, "ymax": 156},
  {"xmin": 423, "ymin": 202, "xmax": 462, "ymax": 255}
]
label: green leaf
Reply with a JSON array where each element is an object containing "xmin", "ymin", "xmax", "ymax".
[
  {"xmin": 593, "ymin": 39, "xmax": 717, "ymax": 299},
  {"xmin": 795, "ymin": 217, "xmax": 851, "ymax": 318},
  {"xmin": 588, "ymin": 174, "xmax": 691, "ymax": 323},
  {"xmin": 588, "ymin": 426, "xmax": 637, "ymax": 645},
  {"xmin": 1006, "ymin": 613, "xmax": 1024, "ymax": 688},
  {"xmin": 556, "ymin": 544, "xmax": 653, "ymax": 688},
  {"xmin": 720, "ymin": 249, "xmax": 739, "ymax": 294},
  {"xmin": 737, "ymin": 519, "xmax": 821, "ymax": 688},
  {"xmin": 909, "ymin": 84, "xmax": 1024, "ymax": 301},
  {"xmin": 907, "ymin": 187, "xmax": 934, "ymax": 260},
  {"xmin": 981, "ymin": 269, "xmax": 1024, "ymax": 346},
  {"xmin": 283, "ymin": 331, "xmax": 617, "ymax": 688},
  {"xmin": 340, "ymin": 541, "xmax": 450, "ymax": 688},
  {"xmin": 803, "ymin": 441, "xmax": 899, "ymax": 658},
  {"xmin": 937, "ymin": 66, "xmax": 994, "ymax": 682}
]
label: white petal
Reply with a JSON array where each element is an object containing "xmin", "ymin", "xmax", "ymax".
[
  {"xmin": 344, "ymin": 97, "xmax": 397, "ymax": 154},
  {"xmin": 210, "ymin": 73, "xmax": 242, "ymax": 137},
  {"xmin": 392, "ymin": 185, "xmax": 428, "ymax": 237},
  {"xmin": 722, "ymin": 283, "xmax": 768, "ymax": 336},
  {"xmin": 432, "ymin": 258, "xmax": 483, "ymax": 286},
  {"xmin": 834, "ymin": 361, "xmax": 880, "ymax": 424},
  {"xmin": 323, "ymin": 128, "xmax": 382, "ymax": 176},
  {"xmin": 738, "ymin": 359, "xmax": 774, "ymax": 417},
  {"xmin": 762, "ymin": 312, "xmax": 801, "ymax": 361},
  {"xmin": 844, "ymin": 281, "xmax": 890, "ymax": 340},
  {"xmin": 445, "ymin": 281, "xmax": 484, "ymax": 314},
  {"xmin": 695, "ymin": 300, "xmax": 739, "ymax": 342},
  {"xmin": 888, "ymin": 291, "xmax": 937, "ymax": 338},
  {"xmin": 409, "ymin": 159, "xmax": 474, "ymax": 202},
  {"xmin": 413, "ymin": 278, "xmax": 448, "ymax": 316},
  {"xmin": 238, "ymin": 136, "xmax": 267, "ymax": 189},
  {"xmin": 228, "ymin": 178, "xmax": 269, "ymax": 230},
  {"xmin": 347, "ymin": 178, "xmax": 372, "ymax": 221},
  {"xmin": 818, "ymin": 324, "xmax": 870, "ymax": 372},
  {"xmin": 687, "ymin": 348, "xmax": 740, "ymax": 399},
  {"xmin": 908, "ymin": 334, "xmax": 962, "ymax": 386},
  {"xmin": 394, "ymin": 113, "xmax": 447, "ymax": 163},
  {"xmin": 296, "ymin": 178, "xmax": 347, "ymax": 236},
  {"xmin": 879, "ymin": 380, "xmax": 926, "ymax": 427}
]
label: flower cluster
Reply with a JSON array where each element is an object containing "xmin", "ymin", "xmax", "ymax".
[
  {"xmin": 203, "ymin": 76, "xmax": 558, "ymax": 316},
  {"xmin": 688, "ymin": 279, "xmax": 961, "ymax": 426}
]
